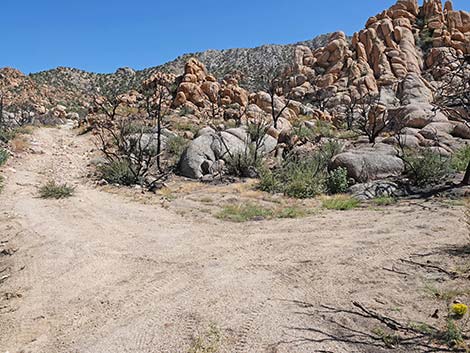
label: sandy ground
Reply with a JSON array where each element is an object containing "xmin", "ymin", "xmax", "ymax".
[{"xmin": 0, "ymin": 126, "xmax": 468, "ymax": 353}]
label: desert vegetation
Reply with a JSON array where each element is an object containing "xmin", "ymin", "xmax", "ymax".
[
  {"xmin": 38, "ymin": 180, "xmax": 75, "ymax": 199},
  {"xmin": 1, "ymin": 0, "xmax": 470, "ymax": 352}
]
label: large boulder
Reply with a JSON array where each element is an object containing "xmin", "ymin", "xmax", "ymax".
[
  {"xmin": 178, "ymin": 127, "xmax": 277, "ymax": 179},
  {"xmin": 452, "ymin": 122, "xmax": 470, "ymax": 139},
  {"xmin": 390, "ymin": 103, "xmax": 448, "ymax": 128},
  {"xmin": 349, "ymin": 180, "xmax": 406, "ymax": 200},
  {"xmin": 330, "ymin": 144, "xmax": 405, "ymax": 182}
]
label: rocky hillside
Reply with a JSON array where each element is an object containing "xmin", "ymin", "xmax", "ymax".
[
  {"xmin": 1, "ymin": 0, "xmax": 468, "ymax": 133},
  {"xmin": 19, "ymin": 34, "xmax": 330, "ymax": 112},
  {"xmin": 146, "ymin": 34, "xmax": 332, "ymax": 90}
]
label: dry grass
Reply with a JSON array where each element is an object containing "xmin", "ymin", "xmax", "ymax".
[
  {"xmin": 322, "ymin": 195, "xmax": 360, "ymax": 211},
  {"xmin": 188, "ymin": 324, "xmax": 222, "ymax": 353},
  {"xmin": 216, "ymin": 202, "xmax": 311, "ymax": 222},
  {"xmin": 10, "ymin": 135, "xmax": 29, "ymax": 153}
]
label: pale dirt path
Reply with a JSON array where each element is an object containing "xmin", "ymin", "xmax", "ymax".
[{"xmin": 0, "ymin": 126, "xmax": 467, "ymax": 353}]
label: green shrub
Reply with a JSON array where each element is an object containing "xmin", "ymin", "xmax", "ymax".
[
  {"xmin": 442, "ymin": 319, "xmax": 464, "ymax": 348},
  {"xmin": 216, "ymin": 203, "xmax": 309, "ymax": 222},
  {"xmin": 225, "ymin": 145, "xmax": 262, "ymax": 178},
  {"xmin": 39, "ymin": 181, "xmax": 75, "ymax": 199},
  {"xmin": 99, "ymin": 160, "xmax": 139, "ymax": 186},
  {"xmin": 373, "ymin": 196, "xmax": 397, "ymax": 206},
  {"xmin": 0, "ymin": 129, "xmax": 16, "ymax": 143},
  {"xmin": 216, "ymin": 203, "xmax": 273, "ymax": 222},
  {"xmin": 293, "ymin": 124, "xmax": 316, "ymax": 141},
  {"xmin": 322, "ymin": 195, "xmax": 360, "ymax": 211},
  {"xmin": 451, "ymin": 146, "xmax": 470, "ymax": 172},
  {"xmin": 403, "ymin": 149, "xmax": 452, "ymax": 186},
  {"xmin": 326, "ymin": 167, "xmax": 349, "ymax": 194},
  {"xmin": 319, "ymin": 140, "xmax": 343, "ymax": 166},
  {"xmin": 417, "ymin": 28, "xmax": 434, "ymax": 51},
  {"xmin": 312, "ymin": 120, "xmax": 336, "ymax": 138},
  {"xmin": 121, "ymin": 123, "xmax": 154, "ymax": 136},
  {"xmin": 260, "ymin": 156, "xmax": 326, "ymax": 198},
  {"xmin": 277, "ymin": 206, "xmax": 307, "ymax": 219},
  {"xmin": 259, "ymin": 141, "xmax": 342, "ymax": 199},
  {"xmin": 179, "ymin": 106, "xmax": 195, "ymax": 117},
  {"xmin": 0, "ymin": 148, "xmax": 9, "ymax": 167},
  {"xmin": 166, "ymin": 135, "xmax": 188, "ymax": 159}
]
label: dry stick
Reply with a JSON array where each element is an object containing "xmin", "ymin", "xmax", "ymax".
[
  {"xmin": 0, "ymin": 267, "xmax": 9, "ymax": 274},
  {"xmin": 399, "ymin": 258, "xmax": 458, "ymax": 279},
  {"xmin": 382, "ymin": 266, "xmax": 410, "ymax": 276},
  {"xmin": 0, "ymin": 274, "xmax": 10, "ymax": 284},
  {"xmin": 352, "ymin": 302, "xmax": 444, "ymax": 339}
]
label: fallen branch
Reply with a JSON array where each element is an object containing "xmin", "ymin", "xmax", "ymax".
[
  {"xmin": 352, "ymin": 301, "xmax": 413, "ymax": 333},
  {"xmin": 382, "ymin": 266, "xmax": 410, "ymax": 276},
  {"xmin": 400, "ymin": 259, "xmax": 458, "ymax": 279}
]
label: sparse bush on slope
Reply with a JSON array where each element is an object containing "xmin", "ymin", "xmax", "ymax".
[
  {"xmin": 259, "ymin": 141, "xmax": 343, "ymax": 198},
  {"xmin": 403, "ymin": 149, "xmax": 452, "ymax": 187}
]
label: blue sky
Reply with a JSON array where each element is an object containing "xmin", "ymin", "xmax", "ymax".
[{"xmin": 2, "ymin": 0, "xmax": 469, "ymax": 74}]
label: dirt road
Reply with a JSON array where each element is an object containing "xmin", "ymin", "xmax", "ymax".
[{"xmin": 0, "ymin": 126, "xmax": 467, "ymax": 353}]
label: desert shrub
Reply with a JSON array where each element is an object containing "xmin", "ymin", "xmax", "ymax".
[
  {"xmin": 313, "ymin": 120, "xmax": 336, "ymax": 138},
  {"xmin": 442, "ymin": 319, "xmax": 464, "ymax": 348},
  {"xmin": 451, "ymin": 145, "xmax": 470, "ymax": 172},
  {"xmin": 277, "ymin": 206, "xmax": 307, "ymax": 219},
  {"xmin": 403, "ymin": 149, "xmax": 452, "ymax": 186},
  {"xmin": 259, "ymin": 141, "xmax": 342, "ymax": 199},
  {"xmin": 373, "ymin": 196, "xmax": 397, "ymax": 206},
  {"xmin": 225, "ymin": 148, "xmax": 260, "ymax": 178},
  {"xmin": 166, "ymin": 135, "xmax": 188, "ymax": 160},
  {"xmin": 226, "ymin": 122, "xmax": 269, "ymax": 178},
  {"xmin": 216, "ymin": 203, "xmax": 309, "ymax": 222},
  {"xmin": 188, "ymin": 324, "xmax": 221, "ymax": 353},
  {"xmin": 0, "ymin": 175, "xmax": 4, "ymax": 193},
  {"xmin": 293, "ymin": 124, "xmax": 316, "ymax": 141},
  {"xmin": 14, "ymin": 126, "xmax": 34, "ymax": 135},
  {"xmin": 322, "ymin": 195, "xmax": 360, "ymax": 210},
  {"xmin": 259, "ymin": 155, "xmax": 326, "ymax": 198},
  {"xmin": 39, "ymin": 181, "xmax": 75, "ymax": 199},
  {"xmin": 179, "ymin": 105, "xmax": 195, "ymax": 117},
  {"xmin": 173, "ymin": 121, "xmax": 199, "ymax": 134},
  {"xmin": 417, "ymin": 28, "xmax": 434, "ymax": 51},
  {"xmin": 0, "ymin": 148, "xmax": 8, "ymax": 166},
  {"xmin": 0, "ymin": 129, "xmax": 16, "ymax": 143},
  {"xmin": 121, "ymin": 123, "xmax": 154, "ymax": 136},
  {"xmin": 326, "ymin": 167, "xmax": 349, "ymax": 194},
  {"xmin": 99, "ymin": 160, "xmax": 139, "ymax": 186},
  {"xmin": 319, "ymin": 140, "xmax": 343, "ymax": 165},
  {"xmin": 216, "ymin": 203, "xmax": 274, "ymax": 222}
]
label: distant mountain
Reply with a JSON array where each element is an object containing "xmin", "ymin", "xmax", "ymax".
[
  {"xmin": 25, "ymin": 34, "xmax": 332, "ymax": 110},
  {"xmin": 147, "ymin": 34, "xmax": 332, "ymax": 90}
]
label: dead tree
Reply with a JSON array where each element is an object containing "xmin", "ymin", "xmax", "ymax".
[
  {"xmin": 262, "ymin": 67, "xmax": 291, "ymax": 130},
  {"xmin": 308, "ymin": 87, "xmax": 334, "ymax": 114},
  {"xmin": 355, "ymin": 92, "xmax": 392, "ymax": 144},
  {"xmin": 343, "ymin": 95, "xmax": 358, "ymax": 130},
  {"xmin": 92, "ymin": 89, "xmax": 161, "ymax": 186},
  {"xmin": 0, "ymin": 92, "xmax": 4, "ymax": 133},
  {"xmin": 141, "ymin": 76, "xmax": 172, "ymax": 173},
  {"xmin": 433, "ymin": 53, "xmax": 470, "ymax": 184}
]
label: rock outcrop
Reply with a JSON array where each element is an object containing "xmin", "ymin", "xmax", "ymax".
[
  {"xmin": 179, "ymin": 127, "xmax": 277, "ymax": 179},
  {"xmin": 284, "ymin": 0, "xmax": 470, "ymax": 117},
  {"xmin": 330, "ymin": 144, "xmax": 405, "ymax": 182}
]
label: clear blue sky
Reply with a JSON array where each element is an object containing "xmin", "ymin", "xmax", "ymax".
[{"xmin": 2, "ymin": 0, "xmax": 469, "ymax": 74}]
